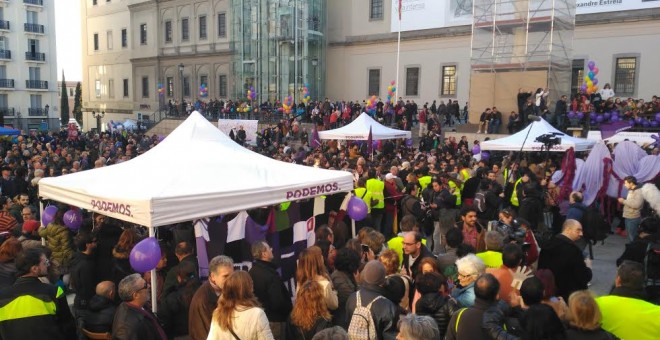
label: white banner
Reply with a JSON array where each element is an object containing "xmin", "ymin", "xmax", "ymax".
[
  {"xmin": 217, "ymin": 119, "xmax": 259, "ymax": 145},
  {"xmin": 391, "ymin": 0, "xmax": 660, "ymax": 32}
]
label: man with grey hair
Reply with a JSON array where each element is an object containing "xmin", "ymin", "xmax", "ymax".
[
  {"xmin": 248, "ymin": 241, "xmax": 292, "ymax": 340},
  {"xmin": 112, "ymin": 273, "xmax": 166, "ymax": 339},
  {"xmin": 476, "ymin": 230, "xmax": 504, "ymax": 269},
  {"xmin": 396, "ymin": 314, "xmax": 440, "ymax": 340},
  {"xmin": 188, "ymin": 255, "xmax": 234, "ymax": 340},
  {"xmin": 538, "ymin": 219, "xmax": 592, "ymax": 301}
]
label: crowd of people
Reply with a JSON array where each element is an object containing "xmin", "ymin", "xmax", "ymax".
[{"xmin": 0, "ymin": 92, "xmax": 657, "ymax": 340}]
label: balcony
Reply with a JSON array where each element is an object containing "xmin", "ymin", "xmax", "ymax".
[
  {"xmin": 24, "ymin": 23, "xmax": 44, "ymax": 34},
  {"xmin": 24, "ymin": 0, "xmax": 43, "ymax": 6},
  {"xmin": 0, "ymin": 79, "xmax": 14, "ymax": 88},
  {"xmin": 25, "ymin": 80, "xmax": 47, "ymax": 89},
  {"xmin": 25, "ymin": 51, "xmax": 45, "ymax": 61},
  {"xmin": 28, "ymin": 108, "xmax": 46, "ymax": 116},
  {"xmin": 0, "ymin": 21, "xmax": 9, "ymax": 31},
  {"xmin": 0, "ymin": 108, "xmax": 15, "ymax": 117},
  {"xmin": 0, "ymin": 50, "xmax": 10, "ymax": 60}
]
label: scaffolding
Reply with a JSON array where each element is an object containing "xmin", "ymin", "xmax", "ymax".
[
  {"xmin": 231, "ymin": 0, "xmax": 326, "ymax": 104},
  {"xmin": 471, "ymin": 0, "xmax": 576, "ymax": 102}
]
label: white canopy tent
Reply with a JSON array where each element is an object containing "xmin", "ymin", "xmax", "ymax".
[
  {"xmin": 481, "ymin": 118, "xmax": 596, "ymax": 152},
  {"xmin": 38, "ymin": 111, "xmax": 354, "ymax": 228},
  {"xmin": 318, "ymin": 112, "xmax": 412, "ymax": 140}
]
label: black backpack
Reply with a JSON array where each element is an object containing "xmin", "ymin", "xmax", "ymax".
[{"xmin": 578, "ymin": 205, "xmax": 610, "ymax": 244}]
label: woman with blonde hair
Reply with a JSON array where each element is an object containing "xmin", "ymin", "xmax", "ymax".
[
  {"xmin": 286, "ymin": 281, "xmax": 332, "ymax": 339},
  {"xmin": 566, "ymin": 290, "xmax": 617, "ymax": 340},
  {"xmin": 296, "ymin": 246, "xmax": 338, "ymax": 310},
  {"xmin": 207, "ymin": 271, "xmax": 273, "ymax": 339}
]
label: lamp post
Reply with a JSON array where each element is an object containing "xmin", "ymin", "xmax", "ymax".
[
  {"xmin": 311, "ymin": 58, "xmax": 318, "ymax": 101},
  {"xmin": 178, "ymin": 63, "xmax": 184, "ymax": 115},
  {"xmin": 92, "ymin": 110, "xmax": 105, "ymax": 133}
]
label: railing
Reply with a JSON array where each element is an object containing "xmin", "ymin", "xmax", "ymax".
[
  {"xmin": 25, "ymin": 52, "xmax": 45, "ymax": 61},
  {"xmin": 28, "ymin": 108, "xmax": 46, "ymax": 116},
  {"xmin": 25, "ymin": 80, "xmax": 47, "ymax": 89},
  {"xmin": 0, "ymin": 50, "xmax": 10, "ymax": 59},
  {"xmin": 24, "ymin": 23, "xmax": 44, "ymax": 34},
  {"xmin": 0, "ymin": 108, "xmax": 15, "ymax": 117},
  {"xmin": 0, "ymin": 79, "xmax": 14, "ymax": 88},
  {"xmin": 23, "ymin": 0, "xmax": 43, "ymax": 6},
  {"xmin": 0, "ymin": 21, "xmax": 9, "ymax": 30}
]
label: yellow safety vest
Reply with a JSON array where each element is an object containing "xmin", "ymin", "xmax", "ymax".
[
  {"xmin": 596, "ymin": 295, "xmax": 660, "ymax": 340},
  {"xmin": 510, "ymin": 178, "xmax": 522, "ymax": 207},
  {"xmin": 354, "ymin": 187, "xmax": 372, "ymax": 213},
  {"xmin": 366, "ymin": 178, "xmax": 385, "ymax": 209},
  {"xmin": 449, "ymin": 181, "xmax": 461, "ymax": 206},
  {"xmin": 418, "ymin": 175, "xmax": 432, "ymax": 191},
  {"xmin": 476, "ymin": 251, "xmax": 503, "ymax": 269}
]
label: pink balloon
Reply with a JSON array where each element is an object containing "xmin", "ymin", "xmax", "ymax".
[
  {"xmin": 130, "ymin": 237, "xmax": 162, "ymax": 273},
  {"xmin": 593, "ymin": 67, "xmax": 599, "ymax": 75}
]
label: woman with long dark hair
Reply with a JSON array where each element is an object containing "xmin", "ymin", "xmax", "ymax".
[
  {"xmin": 207, "ymin": 271, "xmax": 273, "ymax": 339},
  {"xmin": 296, "ymin": 246, "xmax": 338, "ymax": 311},
  {"xmin": 0, "ymin": 237, "xmax": 22, "ymax": 288},
  {"xmin": 158, "ymin": 261, "xmax": 201, "ymax": 338}
]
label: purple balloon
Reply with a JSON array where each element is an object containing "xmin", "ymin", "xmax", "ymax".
[
  {"xmin": 603, "ymin": 112, "xmax": 611, "ymax": 120},
  {"xmin": 576, "ymin": 112, "xmax": 585, "ymax": 120},
  {"xmin": 611, "ymin": 115, "xmax": 620, "ymax": 122},
  {"xmin": 42, "ymin": 206, "xmax": 58, "ymax": 226},
  {"xmin": 635, "ymin": 117, "xmax": 643, "ymax": 124},
  {"xmin": 588, "ymin": 61, "xmax": 595, "ymax": 70},
  {"xmin": 651, "ymin": 120, "xmax": 660, "ymax": 128},
  {"xmin": 481, "ymin": 151, "xmax": 491, "ymax": 162},
  {"xmin": 655, "ymin": 112, "xmax": 660, "ymax": 122},
  {"xmin": 595, "ymin": 115, "xmax": 604, "ymax": 123},
  {"xmin": 642, "ymin": 120, "xmax": 651, "ymax": 127},
  {"xmin": 567, "ymin": 111, "xmax": 576, "ymax": 119},
  {"xmin": 592, "ymin": 78, "xmax": 599, "ymax": 86},
  {"xmin": 63, "ymin": 209, "xmax": 82, "ymax": 230},
  {"xmin": 472, "ymin": 145, "xmax": 481, "ymax": 155},
  {"xmin": 347, "ymin": 196, "xmax": 368, "ymax": 221},
  {"xmin": 130, "ymin": 237, "xmax": 162, "ymax": 273},
  {"xmin": 629, "ymin": 119, "xmax": 636, "ymax": 127},
  {"xmin": 405, "ymin": 139, "xmax": 413, "ymax": 147},
  {"xmin": 580, "ymin": 84, "xmax": 587, "ymax": 92}
]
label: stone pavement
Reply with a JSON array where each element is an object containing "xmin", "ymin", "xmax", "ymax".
[{"xmin": 589, "ymin": 232, "xmax": 628, "ymax": 296}]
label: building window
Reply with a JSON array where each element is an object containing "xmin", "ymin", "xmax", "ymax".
[
  {"xmin": 181, "ymin": 18, "xmax": 189, "ymax": 41},
  {"xmin": 140, "ymin": 24, "xmax": 147, "ymax": 45},
  {"xmin": 93, "ymin": 33, "xmax": 99, "ymax": 51},
  {"xmin": 121, "ymin": 28, "xmax": 127, "ymax": 47},
  {"xmin": 199, "ymin": 15, "xmax": 207, "ymax": 39},
  {"xmin": 108, "ymin": 79, "xmax": 114, "ymax": 98},
  {"xmin": 142, "ymin": 76, "xmax": 149, "ymax": 98},
  {"xmin": 368, "ymin": 69, "xmax": 380, "ymax": 96},
  {"xmin": 95, "ymin": 80, "xmax": 101, "ymax": 98},
  {"xmin": 123, "ymin": 78, "xmax": 129, "ymax": 97},
  {"xmin": 441, "ymin": 65, "xmax": 457, "ymax": 96},
  {"xmin": 106, "ymin": 30, "xmax": 113, "ymax": 50},
  {"xmin": 219, "ymin": 75, "xmax": 227, "ymax": 97},
  {"xmin": 166, "ymin": 77, "xmax": 174, "ymax": 97},
  {"xmin": 405, "ymin": 67, "xmax": 420, "ymax": 96},
  {"xmin": 570, "ymin": 59, "xmax": 584, "ymax": 95},
  {"xmin": 183, "ymin": 76, "xmax": 190, "ymax": 97},
  {"xmin": 218, "ymin": 13, "xmax": 226, "ymax": 38},
  {"xmin": 164, "ymin": 21, "xmax": 172, "ymax": 43},
  {"xmin": 0, "ymin": 37, "xmax": 6, "ymax": 51},
  {"xmin": 200, "ymin": 75, "xmax": 208, "ymax": 89},
  {"xmin": 92, "ymin": 0, "xmax": 97, "ymax": 6},
  {"xmin": 370, "ymin": 0, "xmax": 384, "ymax": 20},
  {"xmin": 614, "ymin": 57, "xmax": 637, "ymax": 96},
  {"xmin": 70, "ymin": 88, "xmax": 73, "ymax": 96}
]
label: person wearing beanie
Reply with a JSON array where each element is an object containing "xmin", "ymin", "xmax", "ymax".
[
  {"xmin": 343, "ymin": 261, "xmax": 399, "ymax": 339},
  {"xmin": 18, "ymin": 219, "xmax": 41, "ymax": 250}
]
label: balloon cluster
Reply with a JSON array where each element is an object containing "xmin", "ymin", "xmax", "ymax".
[
  {"xmin": 42, "ymin": 206, "xmax": 82, "ymax": 231},
  {"xmin": 157, "ymin": 83, "xmax": 165, "ymax": 97},
  {"xmin": 386, "ymin": 80, "xmax": 396, "ymax": 104},
  {"xmin": 247, "ymin": 86, "xmax": 256, "ymax": 101},
  {"xmin": 628, "ymin": 112, "xmax": 660, "ymax": 128},
  {"xmin": 365, "ymin": 95, "xmax": 377, "ymax": 114},
  {"xmin": 302, "ymin": 84, "xmax": 311, "ymax": 104},
  {"xmin": 567, "ymin": 110, "xmax": 660, "ymax": 128},
  {"xmin": 282, "ymin": 95, "xmax": 293, "ymax": 114},
  {"xmin": 199, "ymin": 83, "xmax": 208, "ymax": 97},
  {"xmin": 581, "ymin": 60, "xmax": 599, "ymax": 95}
]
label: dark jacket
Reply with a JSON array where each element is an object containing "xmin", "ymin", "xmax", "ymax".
[
  {"xmin": 0, "ymin": 261, "xmax": 16, "ymax": 290},
  {"xmin": 70, "ymin": 251, "xmax": 97, "ymax": 309},
  {"xmin": 344, "ymin": 284, "xmax": 399, "ymax": 340},
  {"xmin": 111, "ymin": 246, "xmax": 134, "ymax": 288},
  {"xmin": 0, "ymin": 276, "xmax": 76, "ymax": 340},
  {"xmin": 566, "ymin": 202, "xmax": 588, "ymax": 222},
  {"xmin": 566, "ymin": 326, "xmax": 617, "ymax": 340},
  {"xmin": 538, "ymin": 234, "xmax": 592, "ymax": 301},
  {"xmin": 285, "ymin": 316, "xmax": 332, "ymax": 340},
  {"xmin": 446, "ymin": 298, "xmax": 498, "ymax": 340},
  {"xmin": 401, "ymin": 245, "xmax": 435, "ymax": 280},
  {"xmin": 95, "ymin": 223, "xmax": 123, "ymax": 282},
  {"xmin": 81, "ymin": 294, "xmax": 116, "ymax": 333},
  {"xmin": 188, "ymin": 281, "xmax": 218, "ymax": 340},
  {"xmin": 483, "ymin": 300, "xmax": 523, "ymax": 340},
  {"xmin": 158, "ymin": 278, "xmax": 201, "ymax": 338},
  {"xmin": 415, "ymin": 293, "xmax": 458, "ymax": 339},
  {"xmin": 330, "ymin": 269, "xmax": 357, "ymax": 326},
  {"xmin": 248, "ymin": 259, "xmax": 293, "ymax": 323},
  {"xmin": 518, "ymin": 196, "xmax": 544, "ymax": 230},
  {"xmin": 616, "ymin": 235, "xmax": 654, "ymax": 267},
  {"xmin": 162, "ymin": 254, "xmax": 198, "ymax": 295},
  {"xmin": 112, "ymin": 302, "xmax": 166, "ymax": 340}
]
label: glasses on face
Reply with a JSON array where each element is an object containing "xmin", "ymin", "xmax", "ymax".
[
  {"xmin": 137, "ymin": 281, "xmax": 150, "ymax": 293},
  {"xmin": 41, "ymin": 258, "xmax": 50, "ymax": 267},
  {"xmin": 402, "ymin": 241, "xmax": 417, "ymax": 247}
]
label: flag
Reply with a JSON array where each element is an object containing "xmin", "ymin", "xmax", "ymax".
[
  {"xmin": 310, "ymin": 127, "xmax": 321, "ymax": 148},
  {"xmin": 600, "ymin": 121, "xmax": 632, "ymax": 140},
  {"xmin": 398, "ymin": 0, "xmax": 402, "ymax": 20},
  {"xmin": 367, "ymin": 126, "xmax": 373, "ymax": 155}
]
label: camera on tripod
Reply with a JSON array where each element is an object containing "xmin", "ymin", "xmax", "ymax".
[{"xmin": 535, "ymin": 133, "xmax": 562, "ymax": 146}]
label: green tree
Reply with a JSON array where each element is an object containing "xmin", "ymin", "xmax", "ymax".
[
  {"xmin": 60, "ymin": 72, "xmax": 69, "ymax": 125},
  {"xmin": 73, "ymin": 82, "xmax": 83, "ymax": 126}
]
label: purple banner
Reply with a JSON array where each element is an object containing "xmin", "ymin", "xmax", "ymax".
[{"xmin": 600, "ymin": 121, "xmax": 632, "ymax": 140}]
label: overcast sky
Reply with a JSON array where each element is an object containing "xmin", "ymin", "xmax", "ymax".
[{"xmin": 55, "ymin": 0, "xmax": 82, "ymax": 81}]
